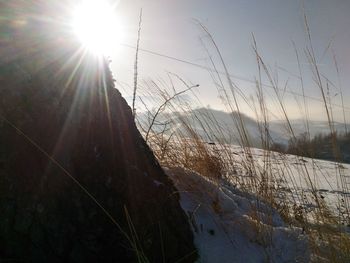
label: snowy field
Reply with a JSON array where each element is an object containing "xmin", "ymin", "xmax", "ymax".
[
  {"xmin": 225, "ymin": 146, "xmax": 350, "ymax": 225},
  {"xmin": 164, "ymin": 144, "xmax": 350, "ymax": 262}
]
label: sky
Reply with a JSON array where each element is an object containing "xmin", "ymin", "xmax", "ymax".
[{"xmin": 109, "ymin": 0, "xmax": 350, "ymax": 122}]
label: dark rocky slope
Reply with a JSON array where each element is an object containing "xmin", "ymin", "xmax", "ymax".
[{"xmin": 0, "ymin": 1, "xmax": 196, "ymax": 262}]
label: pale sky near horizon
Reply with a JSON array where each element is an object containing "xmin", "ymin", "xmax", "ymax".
[{"xmin": 109, "ymin": 0, "xmax": 350, "ymax": 122}]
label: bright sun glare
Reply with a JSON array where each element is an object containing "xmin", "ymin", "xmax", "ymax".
[{"xmin": 72, "ymin": 0, "xmax": 123, "ymax": 56}]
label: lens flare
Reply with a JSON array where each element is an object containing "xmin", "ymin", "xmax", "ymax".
[{"xmin": 72, "ymin": 0, "xmax": 123, "ymax": 55}]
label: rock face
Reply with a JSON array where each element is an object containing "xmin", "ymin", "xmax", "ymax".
[{"xmin": 0, "ymin": 1, "xmax": 196, "ymax": 262}]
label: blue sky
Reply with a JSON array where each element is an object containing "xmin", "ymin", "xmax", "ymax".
[{"xmin": 110, "ymin": 0, "xmax": 350, "ymax": 121}]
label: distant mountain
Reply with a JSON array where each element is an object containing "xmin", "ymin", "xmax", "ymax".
[
  {"xmin": 269, "ymin": 119, "xmax": 348, "ymax": 139},
  {"xmin": 137, "ymin": 107, "xmax": 348, "ymax": 148},
  {"xmin": 138, "ymin": 108, "xmax": 285, "ymax": 147}
]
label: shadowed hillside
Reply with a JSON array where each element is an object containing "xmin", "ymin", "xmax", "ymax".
[{"xmin": 0, "ymin": 1, "xmax": 196, "ymax": 262}]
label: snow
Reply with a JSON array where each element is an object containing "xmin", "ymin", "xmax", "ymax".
[
  {"xmin": 166, "ymin": 167, "xmax": 310, "ymax": 263},
  {"xmin": 224, "ymin": 146, "xmax": 350, "ymax": 224}
]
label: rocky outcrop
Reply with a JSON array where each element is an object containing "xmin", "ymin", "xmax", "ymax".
[{"xmin": 0, "ymin": 1, "xmax": 196, "ymax": 262}]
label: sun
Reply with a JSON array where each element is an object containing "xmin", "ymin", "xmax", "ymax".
[{"xmin": 72, "ymin": 0, "xmax": 123, "ymax": 56}]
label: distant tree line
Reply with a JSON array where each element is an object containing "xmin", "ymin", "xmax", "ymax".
[{"xmin": 271, "ymin": 132, "xmax": 350, "ymax": 164}]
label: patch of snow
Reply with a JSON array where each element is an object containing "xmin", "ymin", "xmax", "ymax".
[{"xmin": 166, "ymin": 167, "xmax": 310, "ymax": 263}]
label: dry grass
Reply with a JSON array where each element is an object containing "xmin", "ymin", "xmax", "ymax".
[{"xmin": 132, "ymin": 17, "xmax": 350, "ymax": 262}]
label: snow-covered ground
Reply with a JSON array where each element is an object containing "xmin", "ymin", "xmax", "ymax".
[
  {"xmin": 166, "ymin": 167, "xmax": 310, "ymax": 263},
  {"xmin": 224, "ymin": 146, "xmax": 350, "ymax": 225},
  {"xmin": 163, "ymin": 142, "xmax": 350, "ymax": 262}
]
